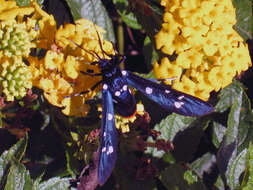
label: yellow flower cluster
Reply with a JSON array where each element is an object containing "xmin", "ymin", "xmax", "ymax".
[
  {"xmin": 0, "ymin": 0, "xmax": 39, "ymax": 101},
  {"xmin": 154, "ymin": 0, "xmax": 251, "ymax": 100},
  {"xmin": 27, "ymin": 9, "xmax": 115, "ymax": 116}
]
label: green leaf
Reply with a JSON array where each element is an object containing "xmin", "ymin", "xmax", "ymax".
[
  {"xmin": 190, "ymin": 153, "xmax": 216, "ymax": 178},
  {"xmin": 214, "ymin": 175, "xmax": 225, "ymax": 190},
  {"xmin": 65, "ymin": 0, "xmax": 81, "ymax": 20},
  {"xmin": 16, "ymin": 0, "xmax": 43, "ymax": 6},
  {"xmin": 233, "ymin": 0, "xmax": 253, "ymax": 40},
  {"xmin": 216, "ymin": 86, "xmax": 243, "ymax": 185},
  {"xmin": 212, "ymin": 122, "xmax": 226, "ymax": 148},
  {"xmin": 239, "ymin": 114, "xmax": 253, "ymax": 152},
  {"xmin": 146, "ymin": 114, "xmax": 195, "ymax": 158},
  {"xmin": 237, "ymin": 92, "xmax": 252, "ymax": 150},
  {"xmin": 143, "ymin": 36, "xmax": 159, "ymax": 68},
  {"xmin": 162, "ymin": 153, "xmax": 176, "ymax": 164},
  {"xmin": 112, "ymin": 0, "xmax": 142, "ymax": 29},
  {"xmin": 183, "ymin": 170, "xmax": 198, "ymax": 185},
  {"xmin": 226, "ymin": 149, "xmax": 248, "ymax": 189},
  {"xmin": 136, "ymin": 70, "xmax": 156, "ymax": 80},
  {"xmin": 215, "ymin": 81, "xmax": 253, "ymax": 151},
  {"xmin": 222, "ymin": 80, "xmax": 252, "ymax": 148},
  {"xmin": 153, "ymin": 114, "xmax": 196, "ymax": 142},
  {"xmin": 159, "ymin": 164, "xmax": 207, "ymax": 190},
  {"xmin": 0, "ymin": 135, "xmax": 28, "ymax": 189},
  {"xmin": 215, "ymin": 80, "xmax": 245, "ymax": 113},
  {"xmin": 65, "ymin": 148, "xmax": 80, "ymax": 178},
  {"xmin": 128, "ymin": 0, "xmax": 163, "ymax": 38},
  {"xmin": 241, "ymin": 143, "xmax": 253, "ymax": 190},
  {"xmin": 66, "ymin": 0, "xmax": 115, "ymax": 42},
  {"xmin": 4, "ymin": 161, "xmax": 34, "ymax": 190},
  {"xmin": 15, "ymin": 0, "xmax": 30, "ymax": 6},
  {"xmin": 38, "ymin": 177, "xmax": 70, "ymax": 190},
  {"xmin": 225, "ymin": 88, "xmax": 242, "ymax": 145}
]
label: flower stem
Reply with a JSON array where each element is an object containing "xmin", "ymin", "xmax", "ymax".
[{"xmin": 117, "ymin": 18, "xmax": 124, "ymax": 69}]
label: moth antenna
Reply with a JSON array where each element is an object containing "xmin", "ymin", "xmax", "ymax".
[
  {"xmin": 158, "ymin": 77, "xmax": 177, "ymax": 82},
  {"xmin": 92, "ymin": 23, "xmax": 107, "ymax": 59},
  {"xmin": 65, "ymin": 37, "xmax": 101, "ymax": 62}
]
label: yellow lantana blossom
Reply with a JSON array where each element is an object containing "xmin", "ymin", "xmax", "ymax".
[
  {"xmin": 28, "ymin": 17, "xmax": 115, "ymax": 116},
  {"xmin": 0, "ymin": 1, "xmax": 40, "ymax": 58},
  {"xmin": 29, "ymin": 1, "xmax": 57, "ymax": 49},
  {"xmin": 0, "ymin": 0, "xmax": 34, "ymax": 21},
  {"xmin": 0, "ymin": 1, "xmax": 45, "ymax": 101},
  {"xmin": 154, "ymin": 0, "xmax": 251, "ymax": 100}
]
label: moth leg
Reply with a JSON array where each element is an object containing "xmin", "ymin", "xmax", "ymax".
[
  {"xmin": 64, "ymin": 80, "xmax": 102, "ymax": 98},
  {"xmin": 118, "ymin": 54, "xmax": 126, "ymax": 64},
  {"xmin": 146, "ymin": 77, "xmax": 177, "ymax": 84},
  {"xmin": 157, "ymin": 77, "xmax": 177, "ymax": 82},
  {"xmin": 80, "ymin": 71, "xmax": 102, "ymax": 76}
]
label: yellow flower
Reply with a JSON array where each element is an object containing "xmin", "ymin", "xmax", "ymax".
[
  {"xmin": 154, "ymin": 57, "xmax": 182, "ymax": 84},
  {"xmin": 63, "ymin": 55, "xmax": 79, "ymax": 79},
  {"xmin": 61, "ymin": 96, "xmax": 90, "ymax": 117},
  {"xmin": 173, "ymin": 75, "xmax": 196, "ymax": 96},
  {"xmin": 30, "ymin": 1, "xmax": 57, "ymax": 49},
  {"xmin": 0, "ymin": 1, "xmax": 40, "ymax": 59},
  {"xmin": 28, "ymin": 18, "xmax": 115, "ymax": 117},
  {"xmin": 0, "ymin": 0, "xmax": 54, "ymax": 102},
  {"xmin": 154, "ymin": 0, "xmax": 251, "ymax": 100},
  {"xmin": 0, "ymin": 0, "xmax": 34, "ymax": 21},
  {"xmin": 44, "ymin": 51, "xmax": 64, "ymax": 71},
  {"xmin": 55, "ymin": 18, "xmax": 114, "ymax": 62}
]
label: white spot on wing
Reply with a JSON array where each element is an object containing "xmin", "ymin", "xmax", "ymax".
[
  {"xmin": 103, "ymin": 132, "xmax": 106, "ymax": 137},
  {"xmin": 165, "ymin": 90, "xmax": 170, "ymax": 93},
  {"xmin": 102, "ymin": 147, "xmax": 106, "ymax": 152},
  {"xmin": 121, "ymin": 70, "xmax": 127, "ymax": 76},
  {"xmin": 178, "ymin": 95, "xmax": 184, "ymax": 100},
  {"xmin": 115, "ymin": 91, "xmax": 121, "ymax": 96},
  {"xmin": 108, "ymin": 113, "xmax": 113, "ymax": 120},
  {"xmin": 103, "ymin": 84, "xmax": 108, "ymax": 90},
  {"xmin": 107, "ymin": 146, "xmax": 114, "ymax": 155},
  {"xmin": 123, "ymin": 85, "xmax": 128, "ymax": 91},
  {"xmin": 174, "ymin": 101, "xmax": 184, "ymax": 108},
  {"xmin": 145, "ymin": 87, "xmax": 153, "ymax": 94}
]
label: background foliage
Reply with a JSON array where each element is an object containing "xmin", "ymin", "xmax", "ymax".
[{"xmin": 0, "ymin": 0, "xmax": 253, "ymax": 189}]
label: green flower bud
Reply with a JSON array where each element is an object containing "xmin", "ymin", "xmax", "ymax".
[
  {"xmin": 0, "ymin": 57, "xmax": 32, "ymax": 101},
  {"xmin": 0, "ymin": 22, "xmax": 38, "ymax": 58}
]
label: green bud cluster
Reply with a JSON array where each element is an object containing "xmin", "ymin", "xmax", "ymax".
[
  {"xmin": 0, "ymin": 22, "xmax": 37, "ymax": 58},
  {"xmin": 0, "ymin": 57, "xmax": 32, "ymax": 101}
]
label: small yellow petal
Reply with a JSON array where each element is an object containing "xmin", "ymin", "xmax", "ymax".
[
  {"xmin": 64, "ymin": 55, "xmax": 79, "ymax": 79},
  {"xmin": 62, "ymin": 96, "xmax": 90, "ymax": 117}
]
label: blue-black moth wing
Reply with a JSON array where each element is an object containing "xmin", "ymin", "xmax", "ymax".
[
  {"xmin": 125, "ymin": 71, "xmax": 214, "ymax": 116},
  {"xmin": 98, "ymin": 84, "xmax": 118, "ymax": 185}
]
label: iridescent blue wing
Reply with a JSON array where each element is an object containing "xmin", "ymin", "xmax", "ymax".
[
  {"xmin": 98, "ymin": 84, "xmax": 118, "ymax": 185},
  {"xmin": 125, "ymin": 71, "xmax": 214, "ymax": 116}
]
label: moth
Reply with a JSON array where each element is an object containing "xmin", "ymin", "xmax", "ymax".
[{"xmin": 71, "ymin": 27, "xmax": 214, "ymax": 185}]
